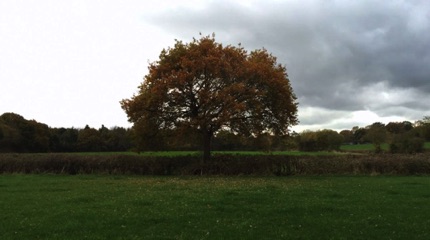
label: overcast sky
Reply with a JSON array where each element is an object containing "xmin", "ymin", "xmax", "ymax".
[{"xmin": 1, "ymin": 0, "xmax": 429, "ymax": 132}]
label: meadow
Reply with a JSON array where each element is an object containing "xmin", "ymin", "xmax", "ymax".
[
  {"xmin": 32, "ymin": 141, "xmax": 430, "ymax": 156},
  {"xmin": 66, "ymin": 150, "xmax": 346, "ymax": 157},
  {"xmin": 340, "ymin": 142, "xmax": 430, "ymax": 152},
  {"xmin": 1, "ymin": 175, "xmax": 430, "ymax": 239}
]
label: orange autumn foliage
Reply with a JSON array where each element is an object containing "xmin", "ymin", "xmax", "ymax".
[{"xmin": 121, "ymin": 35, "xmax": 298, "ymax": 161}]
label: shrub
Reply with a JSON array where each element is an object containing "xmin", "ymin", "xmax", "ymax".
[
  {"xmin": 298, "ymin": 130, "xmax": 343, "ymax": 151},
  {"xmin": 389, "ymin": 134, "xmax": 425, "ymax": 154},
  {"xmin": 1, "ymin": 153, "xmax": 430, "ymax": 176}
]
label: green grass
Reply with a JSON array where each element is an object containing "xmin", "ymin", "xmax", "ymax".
[
  {"xmin": 340, "ymin": 143, "xmax": 390, "ymax": 152},
  {"xmin": 213, "ymin": 151, "xmax": 345, "ymax": 156},
  {"xmin": 341, "ymin": 142, "xmax": 430, "ymax": 152},
  {"xmin": 68, "ymin": 151, "xmax": 199, "ymax": 157},
  {"xmin": 341, "ymin": 143, "xmax": 374, "ymax": 151},
  {"xmin": 1, "ymin": 175, "xmax": 430, "ymax": 239},
  {"xmin": 63, "ymin": 150, "xmax": 343, "ymax": 157}
]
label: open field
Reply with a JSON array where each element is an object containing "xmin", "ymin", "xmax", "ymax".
[
  {"xmin": 340, "ymin": 143, "xmax": 383, "ymax": 152},
  {"xmin": 66, "ymin": 150, "xmax": 346, "ymax": 157},
  {"xmin": 1, "ymin": 175, "xmax": 430, "ymax": 239},
  {"xmin": 340, "ymin": 143, "xmax": 394, "ymax": 152},
  {"xmin": 341, "ymin": 142, "xmax": 430, "ymax": 152},
  {"xmin": 72, "ymin": 141, "xmax": 430, "ymax": 155}
]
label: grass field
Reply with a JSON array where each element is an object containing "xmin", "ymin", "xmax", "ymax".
[
  {"xmin": 1, "ymin": 175, "xmax": 430, "ymax": 239},
  {"xmin": 58, "ymin": 150, "xmax": 346, "ymax": 157},
  {"xmin": 42, "ymin": 141, "xmax": 430, "ymax": 156},
  {"xmin": 341, "ymin": 142, "xmax": 430, "ymax": 152},
  {"xmin": 340, "ymin": 143, "xmax": 388, "ymax": 152}
]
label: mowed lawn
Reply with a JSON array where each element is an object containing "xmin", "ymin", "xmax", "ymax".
[{"xmin": 1, "ymin": 175, "xmax": 430, "ymax": 239}]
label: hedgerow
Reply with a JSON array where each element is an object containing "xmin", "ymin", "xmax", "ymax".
[{"xmin": 1, "ymin": 153, "xmax": 430, "ymax": 175}]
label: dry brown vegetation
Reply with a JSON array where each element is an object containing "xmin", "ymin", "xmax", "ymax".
[{"xmin": 1, "ymin": 153, "xmax": 430, "ymax": 175}]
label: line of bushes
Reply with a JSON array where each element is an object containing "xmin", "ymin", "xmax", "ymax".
[{"xmin": 1, "ymin": 153, "xmax": 430, "ymax": 175}]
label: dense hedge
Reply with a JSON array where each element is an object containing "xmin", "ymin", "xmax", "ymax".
[{"xmin": 1, "ymin": 153, "xmax": 430, "ymax": 175}]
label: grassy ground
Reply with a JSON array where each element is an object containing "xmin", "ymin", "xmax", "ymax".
[
  {"xmin": 340, "ymin": 143, "xmax": 388, "ymax": 152},
  {"xmin": 341, "ymin": 142, "xmax": 430, "ymax": 152},
  {"xmin": 57, "ymin": 150, "xmax": 345, "ymax": 157},
  {"xmin": 38, "ymin": 142, "xmax": 430, "ymax": 156},
  {"xmin": 1, "ymin": 175, "xmax": 430, "ymax": 239}
]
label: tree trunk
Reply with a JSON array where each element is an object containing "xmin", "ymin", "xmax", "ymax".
[{"xmin": 202, "ymin": 130, "xmax": 212, "ymax": 163}]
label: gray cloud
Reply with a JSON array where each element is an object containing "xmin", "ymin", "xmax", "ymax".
[{"xmin": 146, "ymin": 0, "xmax": 430, "ymax": 130}]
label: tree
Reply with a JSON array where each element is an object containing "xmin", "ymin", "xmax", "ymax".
[
  {"xmin": 77, "ymin": 125, "xmax": 103, "ymax": 152},
  {"xmin": 385, "ymin": 122, "xmax": 404, "ymax": 135},
  {"xmin": 316, "ymin": 129, "xmax": 344, "ymax": 151},
  {"xmin": 339, "ymin": 130, "xmax": 353, "ymax": 144},
  {"xmin": 0, "ymin": 112, "xmax": 50, "ymax": 152},
  {"xmin": 415, "ymin": 116, "xmax": 430, "ymax": 141},
  {"xmin": 351, "ymin": 126, "xmax": 367, "ymax": 144},
  {"xmin": 121, "ymin": 35, "xmax": 298, "ymax": 161},
  {"xmin": 297, "ymin": 129, "xmax": 343, "ymax": 152},
  {"xmin": 0, "ymin": 124, "xmax": 3, "ymax": 140},
  {"xmin": 389, "ymin": 132, "xmax": 424, "ymax": 154},
  {"xmin": 365, "ymin": 122, "xmax": 387, "ymax": 153},
  {"xmin": 0, "ymin": 121, "xmax": 21, "ymax": 152},
  {"xmin": 49, "ymin": 127, "xmax": 79, "ymax": 152},
  {"xmin": 297, "ymin": 130, "xmax": 318, "ymax": 152},
  {"xmin": 104, "ymin": 127, "xmax": 134, "ymax": 152},
  {"xmin": 386, "ymin": 121, "xmax": 413, "ymax": 135}
]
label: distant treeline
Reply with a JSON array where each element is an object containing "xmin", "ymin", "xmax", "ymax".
[
  {"xmin": 0, "ymin": 112, "xmax": 291, "ymax": 153},
  {"xmin": 1, "ymin": 112, "xmax": 430, "ymax": 153},
  {"xmin": 298, "ymin": 119, "xmax": 430, "ymax": 153},
  {"xmin": 0, "ymin": 113, "xmax": 133, "ymax": 153}
]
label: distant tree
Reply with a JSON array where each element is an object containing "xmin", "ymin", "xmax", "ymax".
[
  {"xmin": 28, "ymin": 120, "xmax": 50, "ymax": 152},
  {"xmin": 121, "ymin": 34, "xmax": 298, "ymax": 161},
  {"xmin": 386, "ymin": 122, "xmax": 404, "ymax": 135},
  {"xmin": 0, "ymin": 121, "xmax": 21, "ymax": 152},
  {"xmin": 415, "ymin": 116, "xmax": 430, "ymax": 141},
  {"xmin": 339, "ymin": 130, "xmax": 353, "ymax": 144},
  {"xmin": 98, "ymin": 125, "xmax": 110, "ymax": 151},
  {"xmin": 315, "ymin": 129, "xmax": 344, "ymax": 151},
  {"xmin": 0, "ymin": 113, "xmax": 28, "ymax": 152},
  {"xmin": 77, "ymin": 125, "xmax": 103, "ymax": 152},
  {"xmin": 50, "ymin": 127, "xmax": 79, "ymax": 152},
  {"xmin": 104, "ymin": 127, "xmax": 134, "ymax": 151},
  {"xmin": 0, "ymin": 113, "xmax": 50, "ymax": 152},
  {"xmin": 389, "ymin": 132, "xmax": 425, "ymax": 154},
  {"xmin": 402, "ymin": 121, "xmax": 414, "ymax": 132},
  {"xmin": 297, "ymin": 130, "xmax": 318, "ymax": 152},
  {"xmin": 365, "ymin": 122, "xmax": 387, "ymax": 153},
  {"xmin": 298, "ymin": 129, "xmax": 343, "ymax": 152},
  {"xmin": 386, "ymin": 121, "xmax": 413, "ymax": 135},
  {"xmin": 351, "ymin": 126, "xmax": 367, "ymax": 144}
]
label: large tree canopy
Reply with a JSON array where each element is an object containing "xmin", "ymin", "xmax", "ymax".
[{"xmin": 121, "ymin": 35, "xmax": 298, "ymax": 160}]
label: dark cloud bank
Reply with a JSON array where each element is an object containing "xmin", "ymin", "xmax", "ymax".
[{"xmin": 146, "ymin": 0, "xmax": 430, "ymax": 130}]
